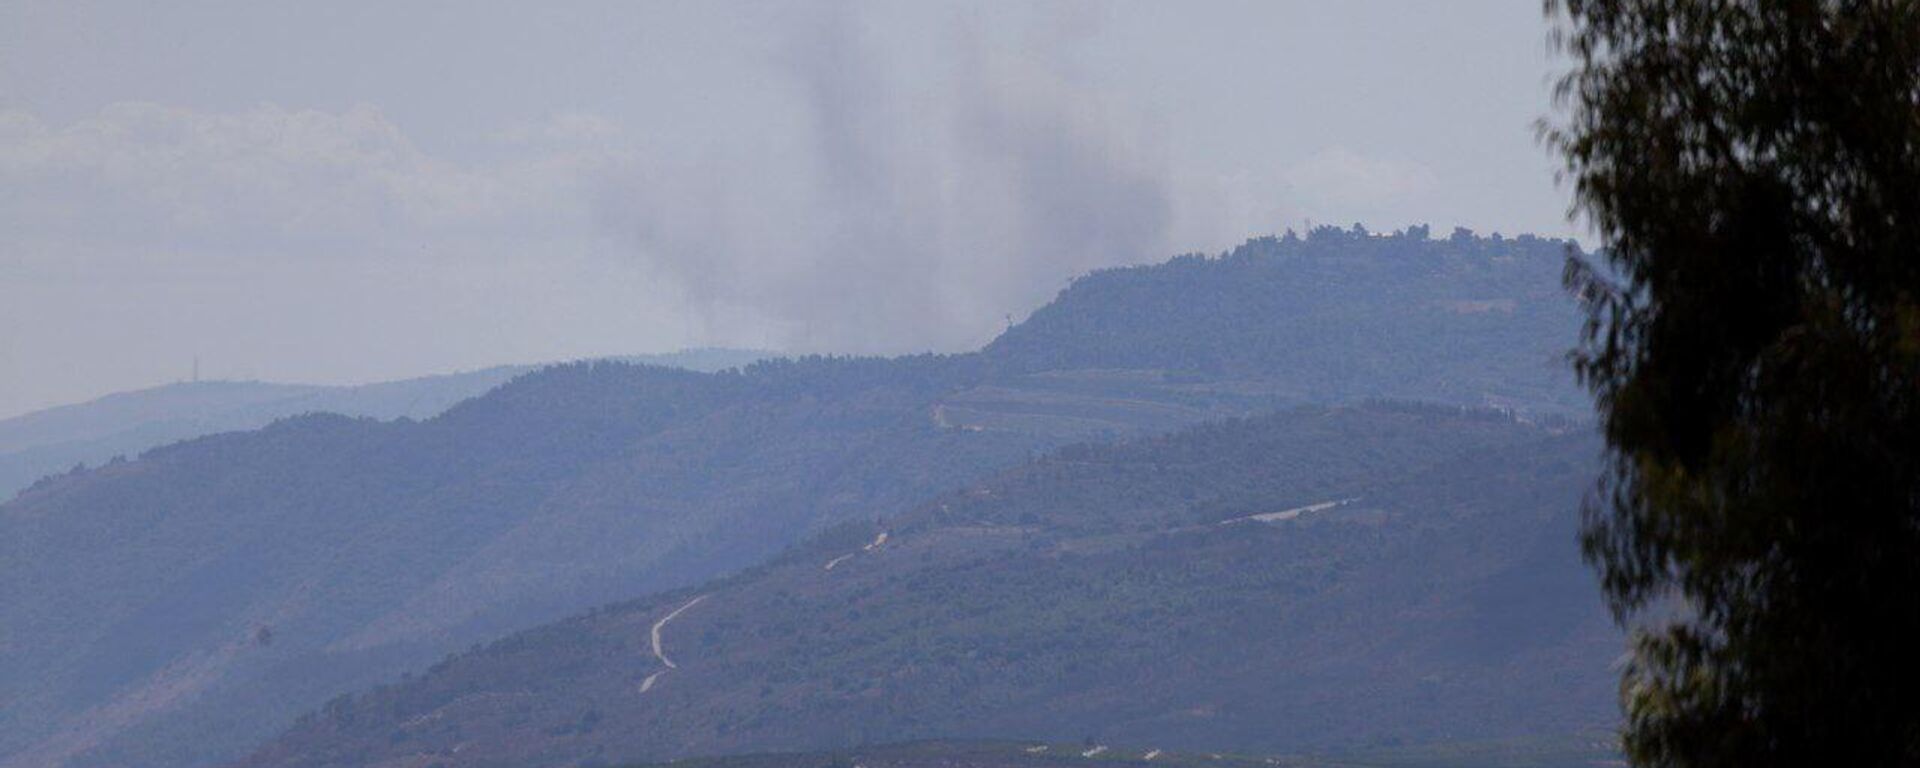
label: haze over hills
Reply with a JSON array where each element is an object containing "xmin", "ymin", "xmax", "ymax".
[
  {"xmin": 0, "ymin": 349, "xmax": 772, "ymax": 500},
  {"xmin": 0, "ymin": 227, "xmax": 1588, "ymax": 768},
  {"xmin": 237, "ymin": 406, "xmax": 1613, "ymax": 768}
]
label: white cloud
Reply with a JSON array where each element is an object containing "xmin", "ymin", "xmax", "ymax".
[
  {"xmin": 0, "ymin": 102, "xmax": 632, "ymax": 265},
  {"xmin": 0, "ymin": 104, "xmax": 675, "ymax": 418},
  {"xmin": 593, "ymin": 5, "xmax": 1175, "ymax": 354},
  {"xmin": 0, "ymin": 1, "xmax": 1580, "ymax": 418}
]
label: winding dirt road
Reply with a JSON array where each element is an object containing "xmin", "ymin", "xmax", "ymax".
[
  {"xmin": 639, "ymin": 595, "xmax": 708, "ymax": 693},
  {"xmin": 823, "ymin": 531, "xmax": 889, "ymax": 571},
  {"xmin": 1220, "ymin": 497, "xmax": 1360, "ymax": 526}
]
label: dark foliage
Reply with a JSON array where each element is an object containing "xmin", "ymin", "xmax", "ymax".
[
  {"xmin": 986, "ymin": 226, "xmax": 1585, "ymax": 415},
  {"xmin": 1546, "ymin": 2, "xmax": 1920, "ymax": 765},
  {"xmin": 0, "ymin": 350, "xmax": 769, "ymax": 500},
  {"xmin": 1, "ymin": 231, "xmax": 1585, "ymax": 768},
  {"xmin": 235, "ymin": 407, "xmax": 1614, "ymax": 768}
]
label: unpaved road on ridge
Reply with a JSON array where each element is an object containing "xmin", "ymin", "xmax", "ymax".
[
  {"xmin": 640, "ymin": 595, "xmax": 708, "ymax": 692},
  {"xmin": 824, "ymin": 531, "xmax": 889, "ymax": 571},
  {"xmin": 1221, "ymin": 498, "xmax": 1360, "ymax": 526}
]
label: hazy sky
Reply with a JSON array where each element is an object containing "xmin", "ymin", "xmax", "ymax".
[{"xmin": 0, "ymin": 1, "xmax": 1571, "ymax": 418}]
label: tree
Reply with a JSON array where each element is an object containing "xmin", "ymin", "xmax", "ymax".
[{"xmin": 1546, "ymin": 1, "xmax": 1920, "ymax": 765}]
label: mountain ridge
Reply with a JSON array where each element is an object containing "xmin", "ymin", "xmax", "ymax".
[
  {"xmin": 0, "ymin": 349, "xmax": 773, "ymax": 500},
  {"xmin": 234, "ymin": 405, "xmax": 1613, "ymax": 768},
  {"xmin": 2, "ymin": 229, "xmax": 1589, "ymax": 768}
]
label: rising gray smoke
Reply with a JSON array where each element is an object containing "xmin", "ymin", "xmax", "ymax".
[
  {"xmin": 596, "ymin": 3, "xmax": 1173, "ymax": 354},
  {"xmin": 1, "ymin": 1, "xmax": 1571, "ymax": 417}
]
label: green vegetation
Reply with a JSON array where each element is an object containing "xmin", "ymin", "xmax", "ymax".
[
  {"xmin": 0, "ymin": 349, "xmax": 770, "ymax": 499},
  {"xmin": 988, "ymin": 225, "xmax": 1584, "ymax": 415},
  {"xmin": 1548, "ymin": 2, "xmax": 1920, "ymax": 764},
  {"xmin": 1, "ymin": 231, "xmax": 1589, "ymax": 768},
  {"xmin": 1, "ymin": 357, "xmax": 1052, "ymax": 768},
  {"xmin": 237, "ymin": 407, "xmax": 1614, "ymax": 768}
]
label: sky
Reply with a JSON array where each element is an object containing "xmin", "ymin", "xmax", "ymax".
[{"xmin": 0, "ymin": 1, "xmax": 1573, "ymax": 419}]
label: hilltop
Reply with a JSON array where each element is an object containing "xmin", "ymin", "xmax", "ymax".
[
  {"xmin": 0, "ymin": 349, "xmax": 770, "ymax": 499},
  {"xmin": 986, "ymin": 226, "xmax": 1581, "ymax": 413},
  {"xmin": 1, "ymin": 229, "xmax": 1587, "ymax": 768}
]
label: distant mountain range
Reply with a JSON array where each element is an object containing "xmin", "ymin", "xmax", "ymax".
[
  {"xmin": 237, "ymin": 406, "xmax": 1613, "ymax": 768},
  {"xmin": 0, "ymin": 227, "xmax": 1594, "ymax": 768},
  {"xmin": 0, "ymin": 349, "xmax": 771, "ymax": 499}
]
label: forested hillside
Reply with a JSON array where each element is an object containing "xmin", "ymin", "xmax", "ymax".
[
  {"xmin": 238, "ymin": 407, "xmax": 1613, "ymax": 768},
  {"xmin": 0, "ymin": 230, "xmax": 1585, "ymax": 768},
  {"xmin": 987, "ymin": 226, "xmax": 1581, "ymax": 414},
  {"xmin": 0, "ymin": 349, "xmax": 769, "ymax": 499},
  {"xmin": 1, "ymin": 356, "xmax": 1049, "ymax": 768}
]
